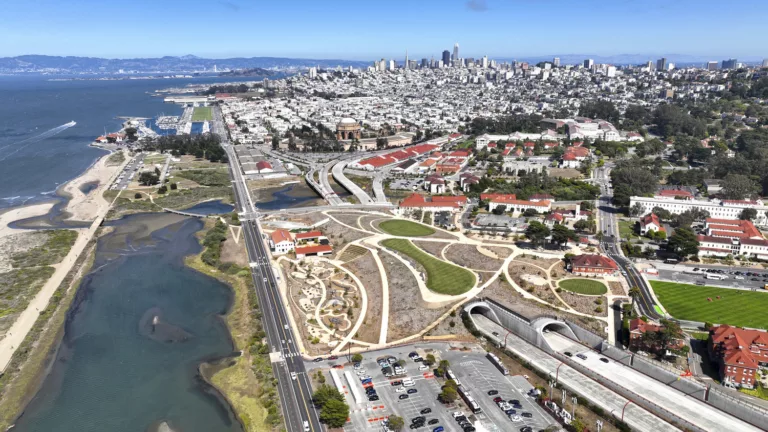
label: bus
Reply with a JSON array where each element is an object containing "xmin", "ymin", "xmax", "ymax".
[
  {"xmin": 458, "ymin": 386, "xmax": 482, "ymax": 414},
  {"xmin": 664, "ymin": 258, "xmax": 679, "ymax": 264},
  {"xmin": 706, "ymin": 274, "xmax": 726, "ymax": 280},
  {"xmin": 486, "ymin": 353, "xmax": 509, "ymax": 376},
  {"xmin": 446, "ymin": 368, "xmax": 461, "ymax": 387}
]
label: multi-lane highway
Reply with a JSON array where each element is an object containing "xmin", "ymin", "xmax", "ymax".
[
  {"xmin": 594, "ymin": 165, "xmax": 663, "ymax": 320},
  {"xmin": 222, "ymin": 138, "xmax": 322, "ymax": 431}
]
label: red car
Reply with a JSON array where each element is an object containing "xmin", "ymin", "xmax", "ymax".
[{"xmin": 493, "ymin": 396, "xmax": 503, "ymax": 403}]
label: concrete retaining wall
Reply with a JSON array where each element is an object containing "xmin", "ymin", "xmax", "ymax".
[
  {"xmin": 566, "ymin": 321, "xmax": 605, "ymax": 349},
  {"xmin": 707, "ymin": 389, "xmax": 768, "ymax": 430},
  {"xmin": 483, "ymin": 300, "xmax": 547, "ymax": 352}
]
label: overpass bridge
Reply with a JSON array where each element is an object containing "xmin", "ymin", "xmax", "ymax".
[
  {"xmin": 305, "ymin": 167, "xmax": 344, "ymax": 206},
  {"xmin": 331, "ymin": 160, "xmax": 377, "ymax": 205}
]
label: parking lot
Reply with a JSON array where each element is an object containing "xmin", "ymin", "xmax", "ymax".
[
  {"xmin": 305, "ymin": 343, "xmax": 558, "ymax": 432},
  {"xmin": 650, "ymin": 262, "xmax": 768, "ymax": 291},
  {"xmin": 450, "ymin": 358, "xmax": 554, "ymax": 432},
  {"xmin": 111, "ymin": 153, "xmax": 145, "ymax": 191}
]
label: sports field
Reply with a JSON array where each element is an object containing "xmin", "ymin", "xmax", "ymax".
[
  {"xmin": 651, "ymin": 281, "xmax": 768, "ymax": 329},
  {"xmin": 381, "ymin": 239, "xmax": 475, "ymax": 295},
  {"xmin": 558, "ymin": 279, "xmax": 607, "ymax": 295},
  {"xmin": 378, "ymin": 220, "xmax": 435, "ymax": 237},
  {"xmin": 191, "ymin": 107, "xmax": 213, "ymax": 122}
]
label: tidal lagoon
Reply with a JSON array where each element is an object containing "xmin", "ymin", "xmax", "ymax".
[{"xmin": 13, "ymin": 213, "xmax": 243, "ymax": 432}]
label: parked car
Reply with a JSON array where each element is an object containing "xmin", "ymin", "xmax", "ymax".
[
  {"xmin": 600, "ymin": 357, "xmax": 610, "ymax": 363},
  {"xmin": 421, "ymin": 408, "xmax": 432, "ymax": 414},
  {"xmin": 521, "ymin": 412, "xmax": 533, "ymax": 418},
  {"xmin": 407, "ymin": 388, "xmax": 418, "ymax": 394},
  {"xmin": 493, "ymin": 396, "xmax": 503, "ymax": 403},
  {"xmin": 399, "ymin": 394, "xmax": 409, "ymax": 400},
  {"xmin": 391, "ymin": 380, "xmax": 402, "ymax": 386},
  {"xmin": 487, "ymin": 390, "xmax": 498, "ymax": 396},
  {"xmin": 576, "ymin": 353, "xmax": 587, "ymax": 360},
  {"xmin": 428, "ymin": 419, "xmax": 440, "ymax": 425}
]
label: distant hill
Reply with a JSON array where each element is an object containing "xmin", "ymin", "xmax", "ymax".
[{"xmin": 0, "ymin": 55, "xmax": 372, "ymax": 74}]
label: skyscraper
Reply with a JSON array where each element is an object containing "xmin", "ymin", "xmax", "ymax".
[
  {"xmin": 442, "ymin": 50, "xmax": 451, "ymax": 67},
  {"xmin": 453, "ymin": 43, "xmax": 459, "ymax": 62},
  {"xmin": 707, "ymin": 61, "xmax": 718, "ymax": 71},
  {"xmin": 583, "ymin": 59, "xmax": 594, "ymax": 69},
  {"xmin": 421, "ymin": 58, "xmax": 428, "ymax": 68},
  {"xmin": 763, "ymin": 59, "xmax": 768, "ymax": 68},
  {"xmin": 553, "ymin": 57, "xmax": 560, "ymax": 67},
  {"xmin": 481, "ymin": 56, "xmax": 488, "ymax": 68},
  {"xmin": 405, "ymin": 50, "xmax": 409, "ymax": 70},
  {"xmin": 656, "ymin": 57, "xmax": 667, "ymax": 71},
  {"xmin": 646, "ymin": 60, "xmax": 654, "ymax": 71},
  {"xmin": 722, "ymin": 58, "xmax": 737, "ymax": 69}
]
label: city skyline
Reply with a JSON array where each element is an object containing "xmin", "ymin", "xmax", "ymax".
[{"xmin": 1, "ymin": 0, "xmax": 767, "ymax": 60}]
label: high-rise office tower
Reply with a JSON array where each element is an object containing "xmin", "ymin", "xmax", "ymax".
[
  {"xmin": 584, "ymin": 59, "xmax": 594, "ymax": 69},
  {"xmin": 762, "ymin": 59, "xmax": 768, "ymax": 68},
  {"xmin": 481, "ymin": 56, "xmax": 488, "ymax": 68},
  {"xmin": 453, "ymin": 43, "xmax": 459, "ymax": 62},
  {"xmin": 656, "ymin": 57, "xmax": 667, "ymax": 71},
  {"xmin": 646, "ymin": 60, "xmax": 654, "ymax": 71},
  {"xmin": 553, "ymin": 57, "xmax": 560, "ymax": 67},
  {"xmin": 388, "ymin": 60, "xmax": 395, "ymax": 71},
  {"xmin": 421, "ymin": 58, "xmax": 428, "ymax": 68},
  {"xmin": 442, "ymin": 50, "xmax": 451, "ymax": 66},
  {"xmin": 722, "ymin": 58, "xmax": 737, "ymax": 69},
  {"xmin": 707, "ymin": 61, "xmax": 718, "ymax": 71},
  {"xmin": 405, "ymin": 50, "xmax": 409, "ymax": 69}
]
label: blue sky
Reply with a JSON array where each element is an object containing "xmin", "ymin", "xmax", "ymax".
[{"xmin": 1, "ymin": 0, "xmax": 766, "ymax": 60}]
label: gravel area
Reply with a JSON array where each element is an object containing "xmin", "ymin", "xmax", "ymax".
[
  {"xmin": 412, "ymin": 240, "xmax": 448, "ymax": 259},
  {"xmin": 360, "ymin": 215, "xmax": 388, "ymax": 233},
  {"xmin": 444, "ymin": 244, "xmax": 505, "ymax": 272},
  {"xmin": 482, "ymin": 282, "xmax": 607, "ymax": 336},
  {"xmin": 428, "ymin": 312, "xmax": 472, "ymax": 339},
  {"xmin": 558, "ymin": 291, "xmax": 609, "ymax": 317},
  {"xmin": 326, "ymin": 213, "xmax": 369, "ymax": 231},
  {"xmin": 281, "ymin": 261, "xmax": 326, "ymax": 356},
  {"xmin": 301, "ymin": 213, "xmax": 371, "ymax": 252},
  {"xmin": 514, "ymin": 254, "xmax": 561, "ymax": 269},
  {"xmin": 379, "ymin": 250, "xmax": 456, "ymax": 342},
  {"xmin": 608, "ymin": 281, "xmax": 626, "ymax": 296},
  {"xmin": 343, "ymin": 251, "xmax": 382, "ymax": 344},
  {"xmin": 482, "ymin": 245, "xmax": 513, "ymax": 259},
  {"xmin": 549, "ymin": 261, "xmax": 568, "ymax": 280}
]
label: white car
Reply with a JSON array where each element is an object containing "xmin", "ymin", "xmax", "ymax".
[
  {"xmin": 735, "ymin": 276, "xmax": 745, "ymax": 280},
  {"xmin": 452, "ymin": 412, "xmax": 465, "ymax": 418},
  {"xmin": 290, "ymin": 372, "xmax": 297, "ymax": 380},
  {"xmin": 395, "ymin": 387, "xmax": 406, "ymax": 393},
  {"xmin": 509, "ymin": 415, "xmax": 522, "ymax": 422},
  {"xmin": 418, "ymin": 364, "xmax": 429, "ymax": 371}
]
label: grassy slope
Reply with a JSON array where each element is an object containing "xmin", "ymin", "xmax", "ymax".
[
  {"xmin": 174, "ymin": 169, "xmax": 231, "ymax": 187},
  {"xmin": 378, "ymin": 220, "xmax": 435, "ymax": 237},
  {"xmin": 381, "ymin": 238, "xmax": 475, "ymax": 295},
  {"xmin": 651, "ymin": 281, "xmax": 768, "ymax": 329},
  {"xmin": 559, "ymin": 279, "xmax": 608, "ymax": 295}
]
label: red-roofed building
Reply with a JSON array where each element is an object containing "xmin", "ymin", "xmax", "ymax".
[
  {"xmin": 256, "ymin": 160, "xmax": 273, "ymax": 173},
  {"xmin": 449, "ymin": 150, "xmax": 471, "ymax": 158},
  {"xmin": 709, "ymin": 325, "xmax": 768, "ymax": 388},
  {"xmin": 295, "ymin": 244, "xmax": 333, "ymax": 259},
  {"xmin": 568, "ymin": 254, "xmax": 618, "ymax": 275},
  {"xmin": 481, "ymin": 193, "xmax": 516, "ymax": 202},
  {"xmin": 704, "ymin": 219, "xmax": 762, "ymax": 240},
  {"xmin": 398, "ymin": 193, "xmax": 466, "ymax": 213},
  {"xmin": 629, "ymin": 318, "xmax": 685, "ymax": 352},
  {"xmin": 487, "ymin": 196, "xmax": 552, "ymax": 214},
  {"xmin": 424, "ymin": 174, "xmax": 446, "ymax": 194},
  {"xmin": 657, "ymin": 189, "xmax": 693, "ymax": 200},
  {"xmin": 487, "ymin": 142, "xmax": 497, "ymax": 149},
  {"xmin": 561, "ymin": 146, "xmax": 590, "ymax": 168},
  {"xmin": 269, "ymin": 229, "xmax": 294, "ymax": 255},
  {"xmin": 639, "ymin": 213, "xmax": 663, "ymax": 235}
]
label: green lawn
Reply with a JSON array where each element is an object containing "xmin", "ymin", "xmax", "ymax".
[
  {"xmin": 192, "ymin": 106, "xmax": 213, "ymax": 122},
  {"xmin": 379, "ymin": 220, "xmax": 435, "ymax": 237},
  {"xmin": 618, "ymin": 220, "xmax": 638, "ymax": 239},
  {"xmin": 174, "ymin": 168, "xmax": 231, "ymax": 186},
  {"xmin": 651, "ymin": 281, "xmax": 768, "ymax": 329},
  {"xmin": 559, "ymin": 279, "xmax": 608, "ymax": 295},
  {"xmin": 381, "ymin": 239, "xmax": 475, "ymax": 295}
]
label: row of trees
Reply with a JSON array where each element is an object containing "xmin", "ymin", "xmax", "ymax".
[{"xmin": 142, "ymin": 133, "xmax": 227, "ymax": 163}]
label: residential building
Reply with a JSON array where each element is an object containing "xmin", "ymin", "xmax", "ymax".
[
  {"xmin": 584, "ymin": 59, "xmax": 594, "ymax": 69},
  {"xmin": 484, "ymin": 194, "xmax": 552, "ymax": 214},
  {"xmin": 708, "ymin": 325, "xmax": 768, "ymax": 389},
  {"xmin": 707, "ymin": 61, "xmax": 718, "ymax": 71},
  {"xmin": 424, "ymin": 173, "xmax": 446, "ymax": 194},
  {"xmin": 568, "ymin": 254, "xmax": 618, "ymax": 275},
  {"xmin": 295, "ymin": 244, "xmax": 333, "ymax": 259},
  {"xmin": 721, "ymin": 58, "xmax": 738, "ymax": 69},
  {"xmin": 639, "ymin": 213, "xmax": 663, "ymax": 235},
  {"xmin": 397, "ymin": 193, "xmax": 466, "ymax": 214},
  {"xmin": 269, "ymin": 229, "xmax": 294, "ymax": 255},
  {"xmin": 553, "ymin": 57, "xmax": 560, "ymax": 67},
  {"xmin": 629, "ymin": 196, "xmax": 768, "ymax": 226}
]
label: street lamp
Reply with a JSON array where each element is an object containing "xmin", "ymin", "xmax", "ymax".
[{"xmin": 571, "ymin": 396, "xmax": 578, "ymax": 419}]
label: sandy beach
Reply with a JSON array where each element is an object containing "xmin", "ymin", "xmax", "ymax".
[
  {"xmin": 60, "ymin": 151, "xmax": 126, "ymax": 222},
  {"xmin": 0, "ymin": 202, "xmax": 55, "ymax": 239}
]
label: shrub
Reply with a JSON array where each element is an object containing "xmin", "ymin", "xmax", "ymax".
[{"xmin": 134, "ymin": 192, "xmax": 142, "ymax": 199}]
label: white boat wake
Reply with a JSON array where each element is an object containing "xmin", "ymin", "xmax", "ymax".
[{"xmin": 0, "ymin": 121, "xmax": 76, "ymax": 161}]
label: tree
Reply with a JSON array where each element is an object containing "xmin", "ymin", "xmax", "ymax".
[
  {"xmin": 672, "ymin": 208, "xmax": 709, "ymax": 227},
  {"xmin": 491, "ymin": 204, "xmax": 507, "ymax": 215},
  {"xmin": 158, "ymin": 185, "xmax": 168, "ymax": 194},
  {"xmin": 551, "ymin": 224, "xmax": 577, "ymax": 245},
  {"xmin": 629, "ymin": 202, "xmax": 645, "ymax": 217},
  {"xmin": 658, "ymin": 319, "xmax": 683, "ymax": 352},
  {"xmin": 438, "ymin": 386, "xmax": 458, "ymax": 403},
  {"xmin": 740, "ymin": 208, "xmax": 757, "ymax": 221},
  {"xmin": 312, "ymin": 384, "xmax": 344, "ymax": 408},
  {"xmin": 611, "ymin": 166, "xmax": 658, "ymax": 207},
  {"xmin": 170, "ymin": 182, "xmax": 178, "ymax": 190},
  {"xmin": 435, "ymin": 359, "xmax": 450, "ymax": 377},
  {"xmin": 318, "ymin": 398, "xmax": 349, "ymax": 428},
  {"xmin": 722, "ymin": 174, "xmax": 760, "ymax": 200},
  {"xmin": 134, "ymin": 193, "xmax": 142, "ymax": 199},
  {"xmin": 424, "ymin": 354, "xmax": 436, "ymax": 367},
  {"xmin": 668, "ymin": 226, "xmax": 699, "ymax": 258},
  {"xmin": 376, "ymin": 137, "xmax": 388, "ymax": 149},
  {"xmin": 138, "ymin": 172, "xmax": 159, "ymax": 186},
  {"xmin": 124, "ymin": 127, "xmax": 138, "ymax": 141},
  {"xmin": 351, "ymin": 353, "xmax": 363, "ymax": 363},
  {"xmin": 525, "ymin": 221, "xmax": 551, "ymax": 247},
  {"xmin": 522, "ymin": 208, "xmax": 539, "ymax": 217},
  {"xmin": 574, "ymin": 219, "xmax": 590, "ymax": 232},
  {"xmin": 652, "ymin": 206, "xmax": 672, "ymax": 221},
  {"xmin": 154, "ymin": 167, "xmax": 161, "ymax": 177},
  {"xmin": 271, "ymin": 135, "xmax": 279, "ymax": 150},
  {"xmin": 387, "ymin": 415, "xmax": 404, "ymax": 431}
]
